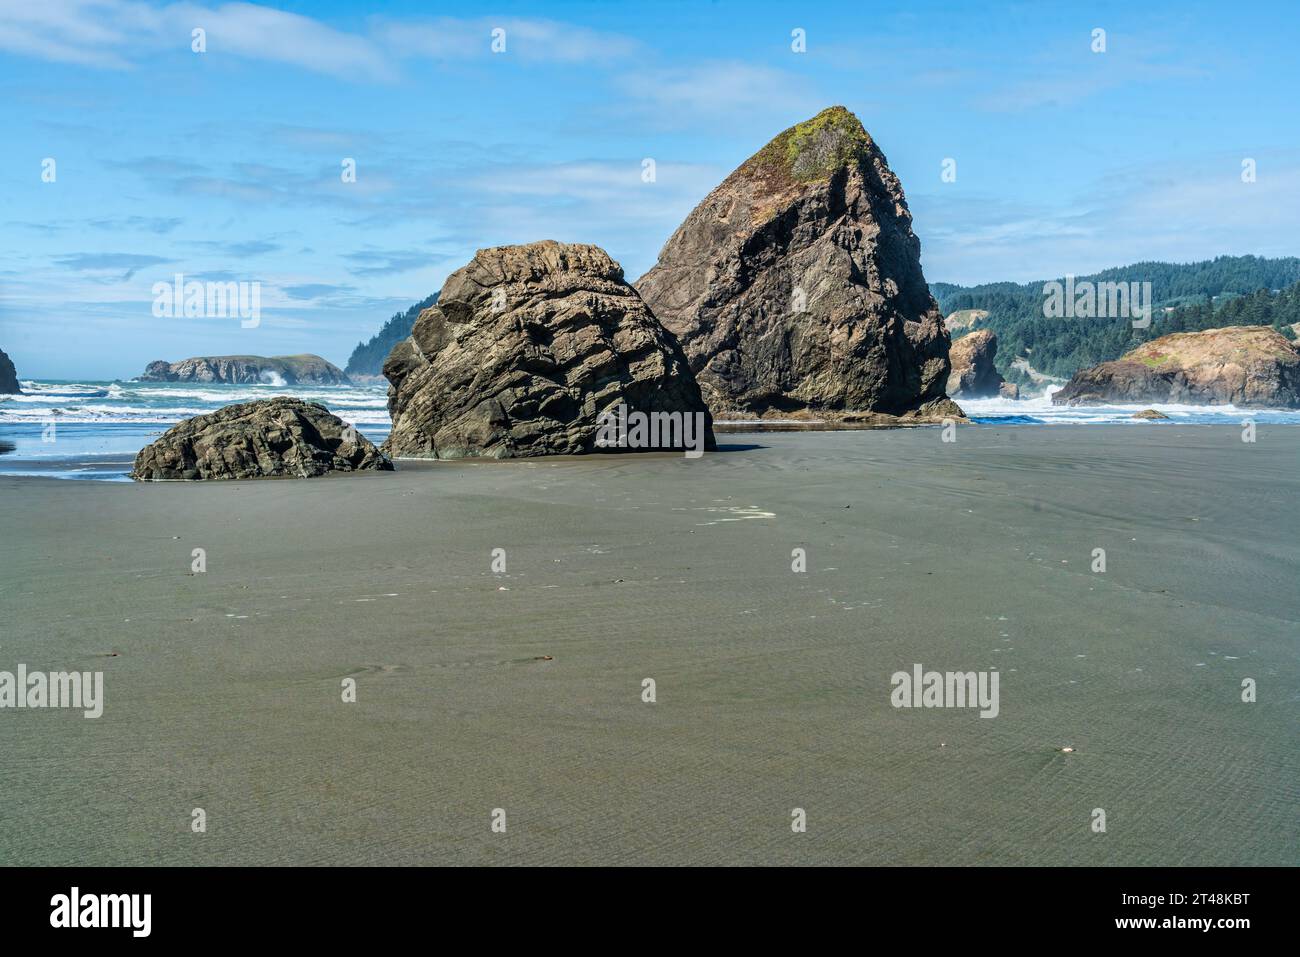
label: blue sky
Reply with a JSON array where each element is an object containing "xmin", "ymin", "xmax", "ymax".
[{"xmin": 2, "ymin": 0, "xmax": 1298, "ymax": 379}]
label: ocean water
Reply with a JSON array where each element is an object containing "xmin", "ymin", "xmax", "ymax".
[{"xmin": 2, "ymin": 379, "xmax": 1297, "ymax": 480}]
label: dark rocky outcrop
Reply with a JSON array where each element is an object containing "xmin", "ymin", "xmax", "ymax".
[
  {"xmin": 382, "ymin": 241, "xmax": 715, "ymax": 458},
  {"xmin": 138, "ymin": 354, "xmax": 350, "ymax": 385},
  {"xmin": 0, "ymin": 348, "xmax": 19, "ymax": 394},
  {"xmin": 1133, "ymin": 409, "xmax": 1170, "ymax": 420},
  {"xmin": 946, "ymin": 329, "xmax": 1009, "ymax": 399},
  {"xmin": 131, "ymin": 397, "xmax": 391, "ymax": 480},
  {"xmin": 636, "ymin": 106, "xmax": 961, "ymax": 423},
  {"xmin": 1053, "ymin": 326, "xmax": 1300, "ymax": 408}
]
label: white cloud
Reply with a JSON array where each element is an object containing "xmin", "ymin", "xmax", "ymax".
[
  {"xmin": 371, "ymin": 16, "xmax": 638, "ymax": 64},
  {"xmin": 0, "ymin": 2, "xmax": 639, "ymax": 78},
  {"xmin": 0, "ymin": 0, "xmax": 394, "ymax": 78},
  {"xmin": 0, "ymin": 0, "xmax": 140, "ymax": 68},
  {"xmin": 466, "ymin": 159, "xmax": 720, "ymax": 203},
  {"xmin": 189, "ymin": 2, "xmax": 395, "ymax": 80}
]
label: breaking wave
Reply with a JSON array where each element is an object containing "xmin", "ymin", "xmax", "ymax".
[{"xmin": 0, "ymin": 380, "xmax": 392, "ymax": 425}]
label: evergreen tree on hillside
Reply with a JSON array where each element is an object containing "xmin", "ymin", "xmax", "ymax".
[
  {"xmin": 931, "ymin": 256, "xmax": 1300, "ymax": 380},
  {"xmin": 345, "ymin": 292, "xmax": 439, "ymax": 377}
]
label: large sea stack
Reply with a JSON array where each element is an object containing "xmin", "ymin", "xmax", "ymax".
[
  {"xmin": 382, "ymin": 241, "xmax": 715, "ymax": 458},
  {"xmin": 0, "ymin": 348, "xmax": 19, "ymax": 394},
  {"xmin": 1053, "ymin": 325, "xmax": 1300, "ymax": 408},
  {"xmin": 636, "ymin": 106, "xmax": 960, "ymax": 422},
  {"xmin": 131, "ymin": 397, "xmax": 391, "ymax": 480}
]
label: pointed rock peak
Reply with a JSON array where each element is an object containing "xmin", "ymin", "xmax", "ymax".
[
  {"xmin": 636, "ymin": 108, "xmax": 955, "ymax": 421},
  {"xmin": 740, "ymin": 105, "xmax": 876, "ymax": 186}
]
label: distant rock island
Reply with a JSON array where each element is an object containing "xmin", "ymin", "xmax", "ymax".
[
  {"xmin": 132, "ymin": 397, "xmax": 391, "ymax": 480},
  {"xmin": 383, "ymin": 241, "xmax": 714, "ymax": 458},
  {"xmin": 637, "ymin": 105, "xmax": 960, "ymax": 424},
  {"xmin": 947, "ymin": 329, "xmax": 1016, "ymax": 399},
  {"xmin": 138, "ymin": 354, "xmax": 350, "ymax": 385},
  {"xmin": 1054, "ymin": 325, "xmax": 1300, "ymax": 408},
  {"xmin": 0, "ymin": 348, "xmax": 20, "ymax": 394}
]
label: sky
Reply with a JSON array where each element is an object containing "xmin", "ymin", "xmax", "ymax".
[{"xmin": 1, "ymin": 0, "xmax": 1298, "ymax": 379}]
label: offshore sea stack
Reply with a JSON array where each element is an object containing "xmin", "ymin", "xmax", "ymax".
[
  {"xmin": 1053, "ymin": 325, "xmax": 1300, "ymax": 408},
  {"xmin": 637, "ymin": 106, "xmax": 961, "ymax": 422},
  {"xmin": 946, "ymin": 329, "xmax": 1012, "ymax": 399},
  {"xmin": 131, "ymin": 397, "xmax": 392, "ymax": 480},
  {"xmin": 382, "ymin": 241, "xmax": 715, "ymax": 458},
  {"xmin": 0, "ymin": 348, "xmax": 20, "ymax": 394},
  {"xmin": 139, "ymin": 354, "xmax": 349, "ymax": 385}
]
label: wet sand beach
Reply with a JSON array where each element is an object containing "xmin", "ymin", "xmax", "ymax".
[{"xmin": 0, "ymin": 425, "xmax": 1296, "ymax": 865}]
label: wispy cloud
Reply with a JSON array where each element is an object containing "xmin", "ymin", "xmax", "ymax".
[
  {"xmin": 270, "ymin": 124, "xmax": 367, "ymax": 152},
  {"xmin": 0, "ymin": 2, "xmax": 639, "ymax": 79},
  {"xmin": 914, "ymin": 155, "xmax": 1300, "ymax": 284},
  {"xmin": 0, "ymin": 0, "xmax": 395, "ymax": 79},
  {"xmin": 103, "ymin": 155, "xmax": 207, "ymax": 177},
  {"xmin": 185, "ymin": 238, "xmax": 282, "ymax": 258},
  {"xmin": 56, "ymin": 250, "xmax": 174, "ymax": 269},
  {"xmin": 54, "ymin": 251, "xmax": 174, "ymax": 280},
  {"xmin": 466, "ymin": 159, "xmax": 720, "ymax": 203},
  {"xmin": 7, "ymin": 220, "xmax": 66, "ymax": 234},
  {"xmin": 89, "ymin": 215, "xmax": 183, "ymax": 234},
  {"xmin": 371, "ymin": 15, "xmax": 639, "ymax": 64},
  {"xmin": 0, "ymin": 0, "xmax": 140, "ymax": 69},
  {"xmin": 105, "ymin": 152, "xmax": 400, "ymax": 209},
  {"xmin": 283, "ymin": 282, "xmax": 357, "ymax": 301},
  {"xmin": 617, "ymin": 61, "xmax": 822, "ymax": 125},
  {"xmin": 975, "ymin": 35, "xmax": 1208, "ymax": 112},
  {"xmin": 194, "ymin": 2, "xmax": 396, "ymax": 81},
  {"xmin": 344, "ymin": 248, "xmax": 447, "ymax": 277}
]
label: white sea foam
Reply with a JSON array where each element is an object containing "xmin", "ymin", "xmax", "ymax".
[
  {"xmin": 0, "ymin": 379, "xmax": 394, "ymax": 424},
  {"xmin": 0, "ymin": 406, "xmax": 394, "ymax": 424},
  {"xmin": 959, "ymin": 385, "xmax": 1300, "ymax": 425}
]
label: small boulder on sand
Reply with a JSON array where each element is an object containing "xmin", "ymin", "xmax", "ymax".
[{"xmin": 131, "ymin": 397, "xmax": 392, "ymax": 480}]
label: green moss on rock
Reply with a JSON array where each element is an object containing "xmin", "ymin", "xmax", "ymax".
[{"xmin": 745, "ymin": 106, "xmax": 874, "ymax": 184}]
